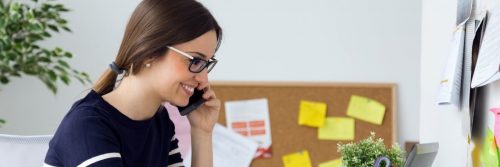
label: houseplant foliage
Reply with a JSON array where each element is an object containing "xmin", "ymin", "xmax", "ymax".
[
  {"xmin": 0, "ymin": 0, "xmax": 91, "ymax": 126},
  {"xmin": 0, "ymin": 0, "xmax": 91, "ymax": 94},
  {"xmin": 337, "ymin": 132, "xmax": 405, "ymax": 167}
]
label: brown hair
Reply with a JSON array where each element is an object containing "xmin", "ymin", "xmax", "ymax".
[{"xmin": 93, "ymin": 0, "xmax": 222, "ymax": 94}]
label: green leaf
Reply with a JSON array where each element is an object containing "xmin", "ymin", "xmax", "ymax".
[
  {"xmin": 63, "ymin": 52, "xmax": 72, "ymax": 58},
  {"xmin": 0, "ymin": 75, "xmax": 9, "ymax": 84},
  {"xmin": 54, "ymin": 47, "xmax": 62, "ymax": 54},
  {"xmin": 0, "ymin": 118, "xmax": 5, "ymax": 127},
  {"xmin": 56, "ymin": 19, "xmax": 67, "ymax": 25},
  {"xmin": 54, "ymin": 65, "xmax": 67, "ymax": 74},
  {"xmin": 60, "ymin": 74, "xmax": 69, "ymax": 85},
  {"xmin": 57, "ymin": 60, "xmax": 69, "ymax": 68},
  {"xmin": 62, "ymin": 26, "xmax": 71, "ymax": 32},
  {"xmin": 39, "ymin": 57, "xmax": 51, "ymax": 63},
  {"xmin": 48, "ymin": 70, "xmax": 57, "ymax": 81},
  {"xmin": 41, "ymin": 31, "xmax": 51, "ymax": 37},
  {"xmin": 47, "ymin": 24, "xmax": 58, "ymax": 32},
  {"xmin": 40, "ymin": 76, "xmax": 57, "ymax": 94}
]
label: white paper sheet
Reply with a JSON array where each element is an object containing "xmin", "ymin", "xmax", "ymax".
[
  {"xmin": 183, "ymin": 124, "xmax": 258, "ymax": 167},
  {"xmin": 471, "ymin": 5, "xmax": 500, "ymax": 88},
  {"xmin": 461, "ymin": 10, "xmax": 487, "ymax": 137},
  {"xmin": 457, "ymin": 0, "xmax": 473, "ymax": 25},
  {"xmin": 437, "ymin": 24, "xmax": 465, "ymax": 107},
  {"xmin": 224, "ymin": 98, "xmax": 272, "ymax": 158}
]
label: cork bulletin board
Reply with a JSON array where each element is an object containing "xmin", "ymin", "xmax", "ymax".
[{"xmin": 211, "ymin": 81, "xmax": 397, "ymax": 167}]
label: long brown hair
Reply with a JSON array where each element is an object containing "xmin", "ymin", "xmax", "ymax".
[{"xmin": 93, "ymin": 0, "xmax": 222, "ymax": 94}]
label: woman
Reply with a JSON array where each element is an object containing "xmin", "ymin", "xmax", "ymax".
[{"xmin": 44, "ymin": 0, "xmax": 222, "ymax": 166}]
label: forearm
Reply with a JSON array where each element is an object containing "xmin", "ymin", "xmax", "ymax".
[{"xmin": 190, "ymin": 128, "xmax": 213, "ymax": 167}]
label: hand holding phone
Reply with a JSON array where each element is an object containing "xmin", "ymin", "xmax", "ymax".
[{"xmin": 178, "ymin": 89, "xmax": 206, "ymax": 116}]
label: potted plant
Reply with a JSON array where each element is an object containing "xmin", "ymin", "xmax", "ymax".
[
  {"xmin": 337, "ymin": 132, "xmax": 405, "ymax": 167},
  {"xmin": 0, "ymin": 0, "xmax": 91, "ymax": 126}
]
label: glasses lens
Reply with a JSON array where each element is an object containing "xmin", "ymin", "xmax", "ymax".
[{"xmin": 189, "ymin": 58, "xmax": 207, "ymax": 73}]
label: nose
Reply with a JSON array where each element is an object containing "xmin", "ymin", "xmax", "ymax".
[{"xmin": 194, "ymin": 70, "xmax": 209, "ymax": 89}]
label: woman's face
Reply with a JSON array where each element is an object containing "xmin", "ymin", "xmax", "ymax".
[{"xmin": 141, "ymin": 30, "xmax": 218, "ymax": 106}]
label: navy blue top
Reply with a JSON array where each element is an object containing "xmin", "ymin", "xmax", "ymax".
[{"xmin": 44, "ymin": 90, "xmax": 184, "ymax": 167}]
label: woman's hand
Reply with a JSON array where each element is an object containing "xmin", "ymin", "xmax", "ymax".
[{"xmin": 187, "ymin": 86, "xmax": 220, "ymax": 136}]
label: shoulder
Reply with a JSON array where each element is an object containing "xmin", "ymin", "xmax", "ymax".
[{"xmin": 45, "ymin": 97, "xmax": 121, "ymax": 166}]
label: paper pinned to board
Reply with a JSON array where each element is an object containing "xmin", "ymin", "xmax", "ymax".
[
  {"xmin": 225, "ymin": 98, "xmax": 273, "ymax": 159},
  {"xmin": 456, "ymin": 0, "xmax": 473, "ymax": 26},
  {"xmin": 318, "ymin": 117, "xmax": 355, "ymax": 141},
  {"xmin": 282, "ymin": 150, "xmax": 312, "ymax": 167},
  {"xmin": 437, "ymin": 24, "xmax": 465, "ymax": 107},
  {"xmin": 471, "ymin": 5, "xmax": 500, "ymax": 88},
  {"xmin": 298, "ymin": 100, "xmax": 327, "ymax": 127},
  {"xmin": 183, "ymin": 124, "xmax": 258, "ymax": 167},
  {"xmin": 346, "ymin": 95, "xmax": 385, "ymax": 125},
  {"xmin": 319, "ymin": 159, "xmax": 342, "ymax": 167},
  {"xmin": 461, "ymin": 11, "xmax": 488, "ymax": 137}
]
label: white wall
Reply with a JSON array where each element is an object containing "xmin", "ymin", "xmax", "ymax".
[
  {"xmin": 420, "ymin": 0, "xmax": 499, "ymax": 166},
  {"xmin": 0, "ymin": 0, "xmax": 421, "ymax": 146},
  {"xmin": 419, "ymin": 0, "xmax": 465, "ymax": 166}
]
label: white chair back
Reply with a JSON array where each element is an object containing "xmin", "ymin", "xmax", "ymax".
[{"xmin": 0, "ymin": 134, "xmax": 52, "ymax": 167}]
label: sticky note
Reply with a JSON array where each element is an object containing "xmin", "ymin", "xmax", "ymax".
[
  {"xmin": 299, "ymin": 100, "xmax": 327, "ymax": 127},
  {"xmin": 480, "ymin": 129, "xmax": 500, "ymax": 167},
  {"xmin": 319, "ymin": 159, "xmax": 341, "ymax": 167},
  {"xmin": 318, "ymin": 117, "xmax": 355, "ymax": 140},
  {"xmin": 490, "ymin": 108, "xmax": 500, "ymax": 146},
  {"xmin": 282, "ymin": 150, "xmax": 312, "ymax": 167},
  {"xmin": 346, "ymin": 95, "xmax": 385, "ymax": 125}
]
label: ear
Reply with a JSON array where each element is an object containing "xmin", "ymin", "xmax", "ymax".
[{"xmin": 143, "ymin": 58, "xmax": 156, "ymax": 68}]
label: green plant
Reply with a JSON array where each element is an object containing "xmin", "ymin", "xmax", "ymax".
[
  {"xmin": 337, "ymin": 132, "xmax": 405, "ymax": 167},
  {"xmin": 0, "ymin": 0, "xmax": 91, "ymax": 94}
]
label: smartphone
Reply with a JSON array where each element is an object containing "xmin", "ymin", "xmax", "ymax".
[{"xmin": 178, "ymin": 89, "xmax": 206, "ymax": 116}]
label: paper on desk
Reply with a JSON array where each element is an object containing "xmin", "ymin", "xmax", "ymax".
[
  {"xmin": 480, "ymin": 128, "xmax": 500, "ymax": 167},
  {"xmin": 346, "ymin": 95, "xmax": 385, "ymax": 125},
  {"xmin": 318, "ymin": 117, "xmax": 354, "ymax": 141},
  {"xmin": 319, "ymin": 159, "xmax": 341, "ymax": 167},
  {"xmin": 471, "ymin": 5, "xmax": 500, "ymax": 88},
  {"xmin": 437, "ymin": 24, "xmax": 465, "ymax": 107},
  {"xmin": 282, "ymin": 150, "xmax": 312, "ymax": 167},
  {"xmin": 298, "ymin": 100, "xmax": 327, "ymax": 127},
  {"xmin": 225, "ymin": 98, "xmax": 272, "ymax": 158},
  {"xmin": 183, "ymin": 124, "xmax": 258, "ymax": 167}
]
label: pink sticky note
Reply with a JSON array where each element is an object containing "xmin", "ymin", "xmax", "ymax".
[{"xmin": 490, "ymin": 108, "xmax": 500, "ymax": 146}]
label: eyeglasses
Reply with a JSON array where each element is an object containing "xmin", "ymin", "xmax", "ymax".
[{"xmin": 167, "ymin": 46, "xmax": 218, "ymax": 73}]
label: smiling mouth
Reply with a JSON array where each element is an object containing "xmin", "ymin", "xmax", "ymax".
[{"xmin": 181, "ymin": 83, "xmax": 195, "ymax": 95}]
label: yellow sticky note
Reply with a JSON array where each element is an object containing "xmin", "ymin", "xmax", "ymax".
[
  {"xmin": 319, "ymin": 159, "xmax": 341, "ymax": 167},
  {"xmin": 480, "ymin": 128, "xmax": 499, "ymax": 167},
  {"xmin": 299, "ymin": 100, "xmax": 327, "ymax": 127},
  {"xmin": 318, "ymin": 117, "xmax": 355, "ymax": 140},
  {"xmin": 346, "ymin": 95, "xmax": 385, "ymax": 125},
  {"xmin": 282, "ymin": 150, "xmax": 312, "ymax": 167}
]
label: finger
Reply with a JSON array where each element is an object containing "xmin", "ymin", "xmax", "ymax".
[
  {"xmin": 204, "ymin": 98, "xmax": 220, "ymax": 107},
  {"xmin": 198, "ymin": 82, "xmax": 210, "ymax": 90},
  {"xmin": 203, "ymin": 89, "xmax": 216, "ymax": 99}
]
